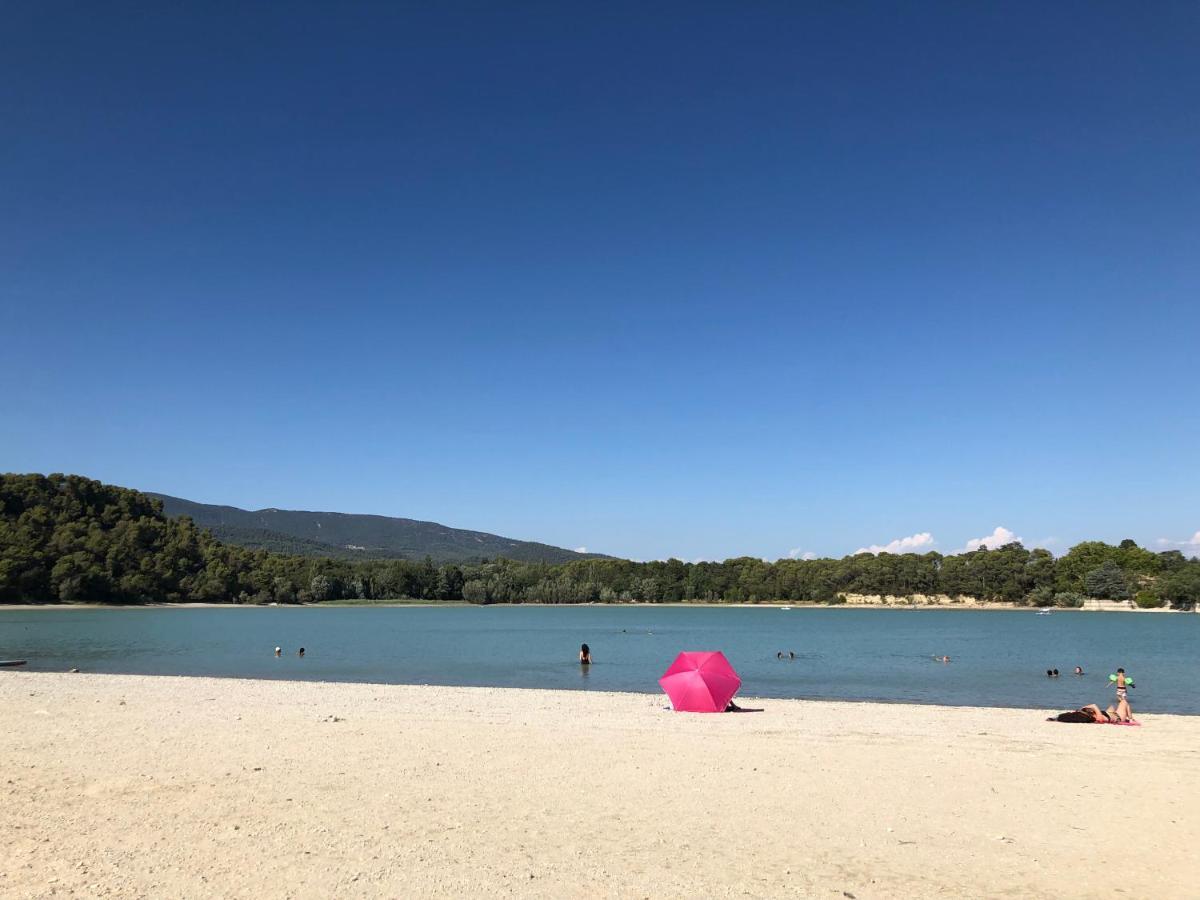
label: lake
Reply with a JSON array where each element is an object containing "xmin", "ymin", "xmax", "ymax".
[{"xmin": 2, "ymin": 605, "xmax": 1196, "ymax": 713}]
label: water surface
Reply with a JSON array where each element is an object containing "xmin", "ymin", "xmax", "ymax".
[{"xmin": 2, "ymin": 606, "xmax": 1195, "ymax": 713}]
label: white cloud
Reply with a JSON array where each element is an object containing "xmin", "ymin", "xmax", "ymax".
[
  {"xmin": 787, "ymin": 548, "xmax": 817, "ymax": 560},
  {"xmin": 1157, "ymin": 531, "xmax": 1200, "ymax": 557},
  {"xmin": 573, "ymin": 546, "xmax": 588, "ymax": 554},
  {"xmin": 855, "ymin": 532, "xmax": 935, "ymax": 555},
  {"xmin": 958, "ymin": 526, "xmax": 1023, "ymax": 554}
]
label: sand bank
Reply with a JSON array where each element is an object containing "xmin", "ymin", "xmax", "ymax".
[{"xmin": 3, "ymin": 674, "xmax": 1198, "ymax": 899}]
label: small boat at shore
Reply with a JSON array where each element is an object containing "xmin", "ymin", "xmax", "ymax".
[{"xmin": 0, "ymin": 660, "xmax": 28, "ymax": 667}]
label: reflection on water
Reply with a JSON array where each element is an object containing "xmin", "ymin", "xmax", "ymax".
[{"xmin": 1, "ymin": 606, "xmax": 1196, "ymax": 714}]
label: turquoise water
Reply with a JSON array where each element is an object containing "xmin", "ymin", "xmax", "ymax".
[{"xmin": 1, "ymin": 606, "xmax": 1196, "ymax": 713}]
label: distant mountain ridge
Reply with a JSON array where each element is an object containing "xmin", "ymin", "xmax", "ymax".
[{"xmin": 148, "ymin": 494, "xmax": 601, "ymax": 564}]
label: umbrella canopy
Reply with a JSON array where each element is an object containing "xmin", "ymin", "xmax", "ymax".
[{"xmin": 659, "ymin": 651, "xmax": 742, "ymax": 712}]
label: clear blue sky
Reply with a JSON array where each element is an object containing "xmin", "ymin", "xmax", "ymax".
[{"xmin": 3, "ymin": 3, "xmax": 1198, "ymax": 561}]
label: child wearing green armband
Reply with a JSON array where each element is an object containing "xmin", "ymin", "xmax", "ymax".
[{"xmin": 1110, "ymin": 668, "xmax": 1135, "ymax": 722}]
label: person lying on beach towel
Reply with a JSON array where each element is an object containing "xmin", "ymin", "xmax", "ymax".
[{"xmin": 1049, "ymin": 704, "xmax": 1119, "ymax": 723}]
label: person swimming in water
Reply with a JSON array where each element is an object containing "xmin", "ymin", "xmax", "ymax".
[
  {"xmin": 274, "ymin": 646, "xmax": 282, "ymax": 658},
  {"xmin": 298, "ymin": 647, "xmax": 305, "ymax": 658},
  {"xmin": 1073, "ymin": 666, "xmax": 1083, "ymax": 675},
  {"xmin": 579, "ymin": 643, "xmax": 591, "ymax": 665}
]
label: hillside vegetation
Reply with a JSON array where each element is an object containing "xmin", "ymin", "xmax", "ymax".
[
  {"xmin": 149, "ymin": 494, "xmax": 599, "ymax": 564},
  {"xmin": 192, "ymin": 525, "xmax": 402, "ymax": 560},
  {"xmin": 2, "ymin": 473, "xmax": 1198, "ymax": 608}
]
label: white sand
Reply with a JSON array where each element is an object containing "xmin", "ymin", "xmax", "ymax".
[{"xmin": 3, "ymin": 673, "xmax": 1198, "ymax": 899}]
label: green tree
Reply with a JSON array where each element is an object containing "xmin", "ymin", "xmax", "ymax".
[
  {"xmin": 310, "ymin": 574, "xmax": 337, "ymax": 602},
  {"xmin": 1055, "ymin": 542, "xmax": 1123, "ymax": 592},
  {"xmin": 462, "ymin": 579, "xmax": 488, "ymax": 604},
  {"xmin": 1133, "ymin": 591, "xmax": 1163, "ymax": 609},
  {"xmin": 435, "ymin": 565, "xmax": 464, "ymax": 601},
  {"xmin": 1160, "ymin": 565, "xmax": 1200, "ymax": 609},
  {"xmin": 1084, "ymin": 560, "xmax": 1131, "ymax": 600}
]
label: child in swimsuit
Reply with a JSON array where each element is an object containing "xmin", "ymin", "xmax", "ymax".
[
  {"xmin": 1113, "ymin": 668, "xmax": 1130, "ymax": 700},
  {"xmin": 1112, "ymin": 668, "xmax": 1134, "ymax": 721}
]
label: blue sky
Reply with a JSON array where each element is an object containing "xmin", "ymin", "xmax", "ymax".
[{"xmin": 3, "ymin": 3, "xmax": 1198, "ymax": 561}]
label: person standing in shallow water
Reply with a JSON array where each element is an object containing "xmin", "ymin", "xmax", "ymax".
[{"xmin": 579, "ymin": 643, "xmax": 591, "ymax": 665}]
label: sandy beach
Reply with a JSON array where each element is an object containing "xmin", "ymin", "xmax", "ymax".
[{"xmin": 3, "ymin": 674, "xmax": 1198, "ymax": 899}]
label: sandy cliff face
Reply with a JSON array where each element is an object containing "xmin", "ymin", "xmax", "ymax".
[{"xmin": 841, "ymin": 593, "xmax": 989, "ymax": 607}]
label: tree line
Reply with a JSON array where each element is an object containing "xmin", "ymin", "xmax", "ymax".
[{"xmin": 2, "ymin": 474, "xmax": 1198, "ymax": 609}]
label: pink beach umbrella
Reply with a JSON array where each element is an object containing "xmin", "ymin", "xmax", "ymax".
[{"xmin": 659, "ymin": 651, "xmax": 742, "ymax": 713}]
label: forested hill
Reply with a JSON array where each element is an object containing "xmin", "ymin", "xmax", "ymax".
[
  {"xmin": 2, "ymin": 474, "xmax": 1198, "ymax": 607},
  {"xmin": 148, "ymin": 494, "xmax": 599, "ymax": 564}
]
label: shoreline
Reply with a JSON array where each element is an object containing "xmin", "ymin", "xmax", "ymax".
[
  {"xmin": 1, "ymin": 599, "xmax": 1188, "ymax": 612},
  {"xmin": 5, "ymin": 672, "xmax": 1198, "ymax": 898},
  {"xmin": 5, "ymin": 668, "xmax": 1199, "ymax": 718}
]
